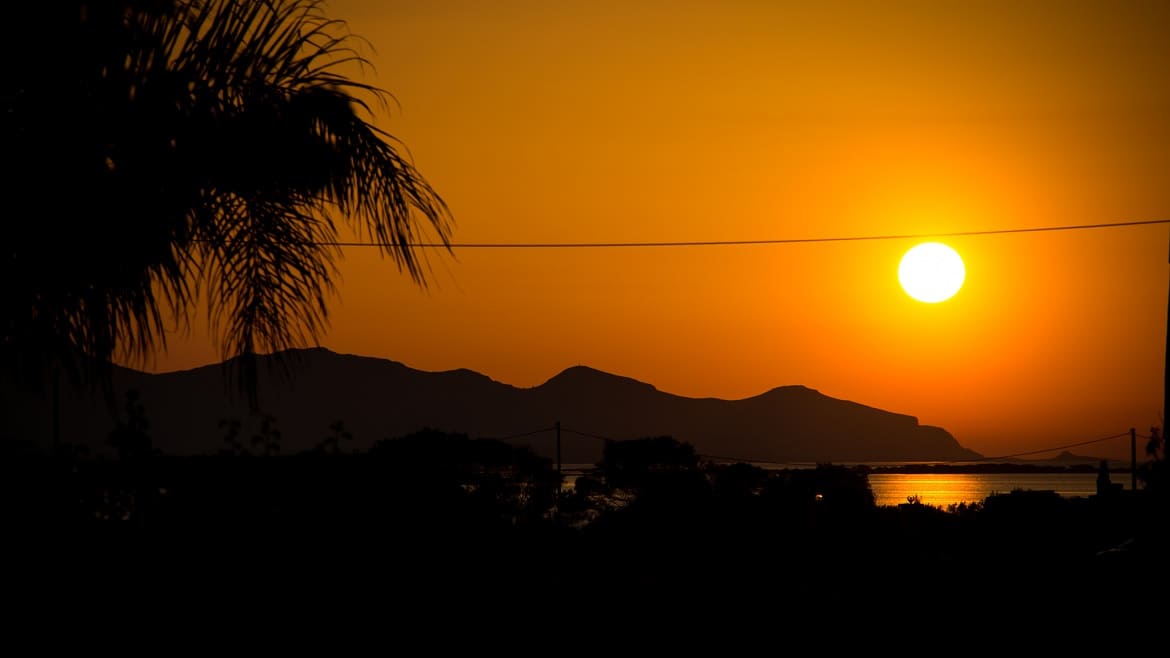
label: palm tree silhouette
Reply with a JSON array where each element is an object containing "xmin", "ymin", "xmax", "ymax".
[{"xmin": 2, "ymin": 0, "xmax": 452, "ymax": 407}]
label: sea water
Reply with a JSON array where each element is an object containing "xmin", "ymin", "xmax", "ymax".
[{"xmin": 560, "ymin": 465, "xmax": 1135, "ymax": 508}]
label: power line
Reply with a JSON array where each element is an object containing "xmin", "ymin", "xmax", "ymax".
[
  {"xmin": 697, "ymin": 453, "xmax": 815, "ymax": 467},
  {"xmin": 314, "ymin": 218, "xmax": 1168, "ymax": 248},
  {"xmin": 950, "ymin": 432, "xmax": 1132, "ymax": 462},
  {"xmin": 490, "ymin": 425, "xmax": 1138, "ymax": 467},
  {"xmin": 560, "ymin": 427, "xmax": 615, "ymax": 442},
  {"xmin": 484, "ymin": 426, "xmax": 555, "ymax": 441}
]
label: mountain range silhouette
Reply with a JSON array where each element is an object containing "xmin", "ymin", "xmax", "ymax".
[{"xmin": 2, "ymin": 347, "xmax": 982, "ymax": 463}]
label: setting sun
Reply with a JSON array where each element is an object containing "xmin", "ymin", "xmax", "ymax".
[{"xmin": 898, "ymin": 242, "xmax": 966, "ymax": 303}]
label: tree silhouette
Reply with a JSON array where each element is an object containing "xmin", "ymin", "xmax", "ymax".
[
  {"xmin": 1140, "ymin": 425, "xmax": 1168, "ymax": 500},
  {"xmin": 1145, "ymin": 426, "xmax": 1163, "ymax": 461},
  {"xmin": 251, "ymin": 414, "xmax": 282, "ymax": 457},
  {"xmin": 598, "ymin": 436, "xmax": 700, "ymax": 490},
  {"xmin": 316, "ymin": 420, "xmax": 354, "ymax": 455},
  {"xmin": 219, "ymin": 417, "xmax": 245, "ymax": 456},
  {"xmin": 107, "ymin": 389, "xmax": 152, "ymax": 460},
  {"xmin": 2, "ymin": 0, "xmax": 452, "ymax": 406},
  {"xmin": 592, "ymin": 436, "xmax": 710, "ymax": 521}
]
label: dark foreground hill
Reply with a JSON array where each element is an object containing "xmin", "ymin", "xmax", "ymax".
[{"xmin": 1, "ymin": 347, "xmax": 981, "ymax": 463}]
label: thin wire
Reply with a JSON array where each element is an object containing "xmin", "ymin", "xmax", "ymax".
[
  {"xmin": 951, "ymin": 432, "xmax": 1132, "ymax": 462},
  {"xmin": 486, "ymin": 426, "xmax": 1139, "ymax": 467},
  {"xmin": 309, "ymin": 218, "xmax": 1168, "ymax": 248},
  {"xmin": 698, "ymin": 453, "xmax": 816, "ymax": 467},
  {"xmin": 560, "ymin": 427, "xmax": 615, "ymax": 442},
  {"xmin": 485, "ymin": 426, "xmax": 555, "ymax": 441}
]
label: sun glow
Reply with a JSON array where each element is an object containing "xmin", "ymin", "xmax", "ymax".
[{"xmin": 898, "ymin": 242, "xmax": 966, "ymax": 303}]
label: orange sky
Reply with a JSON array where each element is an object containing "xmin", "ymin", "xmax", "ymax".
[{"xmin": 144, "ymin": 0, "xmax": 1170, "ymax": 460}]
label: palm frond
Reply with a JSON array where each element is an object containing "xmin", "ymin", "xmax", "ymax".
[
  {"xmin": 2, "ymin": 0, "xmax": 453, "ymax": 408},
  {"xmin": 200, "ymin": 191, "xmax": 338, "ymax": 407}
]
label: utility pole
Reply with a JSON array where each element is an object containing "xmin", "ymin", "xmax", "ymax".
[
  {"xmin": 1164, "ymin": 231, "xmax": 1169, "ymax": 466},
  {"xmin": 555, "ymin": 421, "xmax": 562, "ymax": 486},
  {"xmin": 51, "ymin": 366, "xmax": 60, "ymax": 455},
  {"xmin": 1131, "ymin": 427, "xmax": 1137, "ymax": 492}
]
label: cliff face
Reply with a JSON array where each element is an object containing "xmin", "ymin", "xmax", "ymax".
[{"xmin": 1, "ymin": 348, "xmax": 981, "ymax": 463}]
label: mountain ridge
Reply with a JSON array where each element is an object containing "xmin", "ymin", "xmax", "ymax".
[{"xmin": 2, "ymin": 347, "xmax": 983, "ymax": 463}]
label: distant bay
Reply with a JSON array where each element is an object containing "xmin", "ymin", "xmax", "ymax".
[
  {"xmin": 560, "ymin": 464, "xmax": 1138, "ymax": 508},
  {"xmin": 866, "ymin": 472, "xmax": 1133, "ymax": 508}
]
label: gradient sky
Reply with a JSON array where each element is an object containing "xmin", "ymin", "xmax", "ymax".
[{"xmin": 144, "ymin": 0, "xmax": 1170, "ymax": 460}]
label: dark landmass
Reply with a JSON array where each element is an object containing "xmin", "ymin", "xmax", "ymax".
[
  {"xmin": 868, "ymin": 462, "xmax": 1100, "ymax": 474},
  {"xmin": 4, "ymin": 433, "xmax": 1166, "ymax": 627},
  {"xmin": 1, "ymin": 347, "xmax": 981, "ymax": 464}
]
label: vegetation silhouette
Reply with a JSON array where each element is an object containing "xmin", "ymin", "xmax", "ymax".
[
  {"xmin": 6, "ymin": 420, "xmax": 1169, "ymax": 624},
  {"xmin": 250, "ymin": 414, "xmax": 282, "ymax": 457},
  {"xmin": 316, "ymin": 420, "xmax": 355, "ymax": 455},
  {"xmin": 2, "ymin": 0, "xmax": 452, "ymax": 410},
  {"xmin": 218, "ymin": 417, "xmax": 245, "ymax": 456}
]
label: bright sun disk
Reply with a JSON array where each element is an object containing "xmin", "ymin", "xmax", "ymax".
[{"xmin": 898, "ymin": 242, "xmax": 965, "ymax": 303}]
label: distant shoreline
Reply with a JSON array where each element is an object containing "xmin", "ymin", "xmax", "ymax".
[
  {"xmin": 860, "ymin": 461, "xmax": 1127, "ymax": 474},
  {"xmin": 570, "ymin": 459, "xmax": 1144, "ymax": 474}
]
